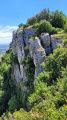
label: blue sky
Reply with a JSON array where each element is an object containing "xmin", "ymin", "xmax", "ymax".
[{"xmin": 0, "ymin": 0, "xmax": 67, "ymax": 44}]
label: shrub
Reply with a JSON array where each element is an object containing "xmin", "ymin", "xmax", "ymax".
[
  {"xmin": 11, "ymin": 54, "xmax": 19, "ymax": 64},
  {"xmin": 35, "ymin": 20, "xmax": 52, "ymax": 36},
  {"xmin": 49, "ymin": 27, "xmax": 57, "ymax": 35},
  {"xmin": 18, "ymin": 23, "xmax": 24, "ymax": 28},
  {"xmin": 27, "ymin": 8, "xmax": 50, "ymax": 25},
  {"xmin": 49, "ymin": 10, "xmax": 66, "ymax": 28},
  {"xmin": 50, "ymin": 27, "xmax": 61, "ymax": 35},
  {"xmin": 24, "ymin": 46, "xmax": 29, "ymax": 56},
  {"xmin": 29, "ymin": 37, "xmax": 34, "ymax": 41},
  {"xmin": 42, "ymin": 46, "xmax": 67, "ymax": 80},
  {"xmin": 64, "ymin": 24, "xmax": 67, "ymax": 32},
  {"xmin": 22, "ymin": 57, "xmax": 35, "ymax": 88},
  {"xmin": 63, "ymin": 39, "xmax": 67, "ymax": 48},
  {"xmin": 23, "ymin": 23, "xmax": 29, "ymax": 28},
  {"xmin": 8, "ymin": 95, "xmax": 18, "ymax": 113}
]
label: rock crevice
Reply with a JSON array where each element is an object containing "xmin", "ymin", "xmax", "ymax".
[{"xmin": 12, "ymin": 28, "xmax": 62, "ymax": 92}]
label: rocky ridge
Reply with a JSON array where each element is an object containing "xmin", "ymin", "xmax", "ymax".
[{"xmin": 12, "ymin": 28, "xmax": 63, "ymax": 93}]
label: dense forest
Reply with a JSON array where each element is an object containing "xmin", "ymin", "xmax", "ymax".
[{"xmin": 0, "ymin": 9, "xmax": 67, "ymax": 120}]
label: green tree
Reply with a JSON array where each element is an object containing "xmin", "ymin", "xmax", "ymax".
[
  {"xmin": 42, "ymin": 46, "xmax": 67, "ymax": 80},
  {"xmin": 49, "ymin": 10, "xmax": 66, "ymax": 28},
  {"xmin": 8, "ymin": 95, "xmax": 18, "ymax": 113},
  {"xmin": 35, "ymin": 19, "xmax": 52, "ymax": 36}
]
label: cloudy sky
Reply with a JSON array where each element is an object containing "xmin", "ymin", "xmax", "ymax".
[
  {"xmin": 0, "ymin": 0, "xmax": 67, "ymax": 44},
  {"xmin": 0, "ymin": 26, "xmax": 17, "ymax": 44}
]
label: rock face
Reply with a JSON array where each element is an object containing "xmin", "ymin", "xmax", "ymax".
[
  {"xmin": 12, "ymin": 28, "xmax": 62, "ymax": 92},
  {"xmin": 29, "ymin": 37, "xmax": 46, "ymax": 85},
  {"xmin": 50, "ymin": 35, "xmax": 63, "ymax": 50},
  {"xmin": 40, "ymin": 33, "xmax": 51, "ymax": 55}
]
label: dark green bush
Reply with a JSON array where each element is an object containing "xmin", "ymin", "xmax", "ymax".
[
  {"xmin": 0, "ymin": 49, "xmax": 23, "ymax": 116},
  {"xmin": 64, "ymin": 24, "xmax": 67, "ymax": 32},
  {"xmin": 50, "ymin": 27, "xmax": 61, "ymax": 35},
  {"xmin": 18, "ymin": 23, "xmax": 24, "ymax": 28},
  {"xmin": 42, "ymin": 46, "xmax": 67, "ymax": 80},
  {"xmin": 11, "ymin": 54, "xmax": 19, "ymax": 64},
  {"xmin": 49, "ymin": 10, "xmax": 66, "ymax": 28},
  {"xmin": 24, "ymin": 46, "xmax": 29, "ymax": 56},
  {"xmin": 63, "ymin": 39, "xmax": 67, "ymax": 48},
  {"xmin": 22, "ymin": 57, "xmax": 35, "ymax": 88},
  {"xmin": 8, "ymin": 95, "xmax": 18, "ymax": 113},
  {"xmin": 27, "ymin": 8, "xmax": 50, "ymax": 25},
  {"xmin": 34, "ymin": 19, "xmax": 60, "ymax": 36},
  {"xmin": 35, "ymin": 20, "xmax": 52, "ymax": 36},
  {"xmin": 23, "ymin": 23, "xmax": 29, "ymax": 28}
]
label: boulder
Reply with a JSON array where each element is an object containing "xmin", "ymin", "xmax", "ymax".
[{"xmin": 40, "ymin": 33, "xmax": 51, "ymax": 55}]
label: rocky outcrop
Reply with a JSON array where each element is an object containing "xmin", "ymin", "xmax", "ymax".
[
  {"xmin": 40, "ymin": 33, "xmax": 51, "ymax": 55},
  {"xmin": 12, "ymin": 28, "xmax": 46, "ymax": 89},
  {"xmin": 12, "ymin": 28, "xmax": 63, "ymax": 92},
  {"xmin": 50, "ymin": 35, "xmax": 63, "ymax": 50},
  {"xmin": 29, "ymin": 37, "xmax": 46, "ymax": 85}
]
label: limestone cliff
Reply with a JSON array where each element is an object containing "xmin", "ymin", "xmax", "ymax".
[{"xmin": 12, "ymin": 28, "xmax": 63, "ymax": 94}]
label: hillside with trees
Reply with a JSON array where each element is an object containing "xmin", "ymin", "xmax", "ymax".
[{"xmin": 0, "ymin": 9, "xmax": 67, "ymax": 120}]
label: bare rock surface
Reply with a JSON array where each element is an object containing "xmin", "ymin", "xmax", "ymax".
[{"xmin": 12, "ymin": 28, "xmax": 62, "ymax": 92}]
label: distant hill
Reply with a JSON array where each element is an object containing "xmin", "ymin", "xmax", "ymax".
[{"xmin": 0, "ymin": 44, "xmax": 9, "ymax": 57}]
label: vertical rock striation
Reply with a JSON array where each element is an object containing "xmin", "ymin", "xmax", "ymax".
[{"xmin": 12, "ymin": 28, "xmax": 63, "ymax": 92}]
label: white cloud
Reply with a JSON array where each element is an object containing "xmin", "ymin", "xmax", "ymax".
[{"xmin": 0, "ymin": 25, "xmax": 18, "ymax": 44}]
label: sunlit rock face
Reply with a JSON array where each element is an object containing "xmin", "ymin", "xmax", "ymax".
[
  {"xmin": 50, "ymin": 35, "xmax": 63, "ymax": 50},
  {"xmin": 40, "ymin": 33, "xmax": 51, "ymax": 55},
  {"xmin": 29, "ymin": 37, "xmax": 46, "ymax": 85},
  {"xmin": 12, "ymin": 28, "xmax": 62, "ymax": 91}
]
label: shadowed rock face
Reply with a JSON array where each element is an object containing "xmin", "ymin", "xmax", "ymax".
[{"xmin": 12, "ymin": 28, "xmax": 62, "ymax": 92}]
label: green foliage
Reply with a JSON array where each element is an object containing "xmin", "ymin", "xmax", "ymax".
[
  {"xmin": 8, "ymin": 85, "xmax": 22, "ymax": 113},
  {"xmin": 49, "ymin": 10, "xmax": 66, "ymax": 28},
  {"xmin": 29, "ymin": 37, "xmax": 34, "ymax": 41},
  {"xmin": 63, "ymin": 39, "xmax": 67, "ymax": 48},
  {"xmin": 0, "ymin": 49, "xmax": 14, "ymax": 115},
  {"xmin": 28, "ymin": 46, "xmax": 67, "ymax": 119},
  {"xmin": 24, "ymin": 46, "xmax": 29, "ymax": 56},
  {"xmin": 57, "ymin": 68, "xmax": 67, "ymax": 95},
  {"xmin": 16, "ymin": 86, "xmax": 22, "ymax": 108},
  {"xmin": 28, "ymin": 67, "xmax": 67, "ymax": 119},
  {"xmin": 22, "ymin": 57, "xmax": 35, "ymax": 88},
  {"xmin": 36, "ymin": 71, "xmax": 50, "ymax": 84},
  {"xmin": 35, "ymin": 20, "xmax": 53, "ymax": 36},
  {"xmin": 42, "ymin": 46, "xmax": 67, "ymax": 80},
  {"xmin": 18, "ymin": 23, "xmax": 24, "ymax": 28},
  {"xmin": 23, "ymin": 23, "xmax": 30, "ymax": 28},
  {"xmin": 8, "ymin": 95, "xmax": 18, "ymax": 113},
  {"xmin": 64, "ymin": 23, "xmax": 67, "ymax": 32},
  {"xmin": 18, "ymin": 9, "xmax": 67, "ymax": 33},
  {"xmin": 0, "ymin": 45, "xmax": 67, "ymax": 120},
  {"xmin": 11, "ymin": 54, "xmax": 19, "ymax": 64},
  {"xmin": 0, "ymin": 49, "xmax": 23, "ymax": 116},
  {"xmin": 0, "ymin": 108, "xmax": 36, "ymax": 120},
  {"xmin": 1, "ymin": 8, "xmax": 67, "ymax": 120},
  {"xmin": 50, "ymin": 27, "xmax": 61, "ymax": 35},
  {"xmin": 27, "ymin": 8, "xmax": 50, "ymax": 25},
  {"xmin": 32, "ymin": 19, "xmax": 60, "ymax": 36},
  {"xmin": 18, "ymin": 23, "xmax": 30, "ymax": 30}
]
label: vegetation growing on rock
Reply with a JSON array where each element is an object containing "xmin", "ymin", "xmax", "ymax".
[{"xmin": 0, "ymin": 8, "xmax": 67, "ymax": 120}]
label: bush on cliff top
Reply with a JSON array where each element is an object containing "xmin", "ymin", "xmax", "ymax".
[
  {"xmin": 34, "ymin": 19, "xmax": 60, "ymax": 36},
  {"xmin": 27, "ymin": 8, "xmax": 50, "ymax": 25},
  {"xmin": 18, "ymin": 9, "xmax": 67, "ymax": 31},
  {"xmin": 49, "ymin": 10, "xmax": 66, "ymax": 28}
]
